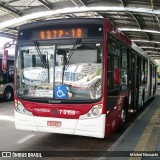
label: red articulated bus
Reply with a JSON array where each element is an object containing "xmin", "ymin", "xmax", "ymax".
[{"xmin": 9, "ymin": 18, "xmax": 156, "ymax": 138}]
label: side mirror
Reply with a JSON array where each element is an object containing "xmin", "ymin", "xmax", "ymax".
[
  {"xmin": 114, "ymin": 68, "xmax": 120, "ymax": 85},
  {"xmin": 2, "ymin": 50, "xmax": 8, "ymax": 73}
]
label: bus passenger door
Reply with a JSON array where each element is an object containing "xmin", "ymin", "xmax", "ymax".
[
  {"xmin": 150, "ymin": 63, "xmax": 153, "ymax": 97},
  {"xmin": 136, "ymin": 55, "xmax": 142, "ymax": 110},
  {"xmin": 130, "ymin": 53, "xmax": 137, "ymax": 112}
]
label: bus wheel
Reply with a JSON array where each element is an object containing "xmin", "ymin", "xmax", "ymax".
[
  {"xmin": 4, "ymin": 87, "xmax": 13, "ymax": 101},
  {"xmin": 119, "ymin": 106, "xmax": 127, "ymax": 130},
  {"xmin": 141, "ymin": 100, "xmax": 144, "ymax": 108},
  {"xmin": 138, "ymin": 100, "xmax": 144, "ymax": 112},
  {"xmin": 121, "ymin": 109, "xmax": 127, "ymax": 124}
]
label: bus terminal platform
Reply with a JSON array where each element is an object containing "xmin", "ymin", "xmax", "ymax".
[{"xmin": 101, "ymin": 93, "xmax": 160, "ymax": 160}]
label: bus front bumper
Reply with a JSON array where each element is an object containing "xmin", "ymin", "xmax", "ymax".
[{"xmin": 15, "ymin": 111, "xmax": 106, "ymax": 138}]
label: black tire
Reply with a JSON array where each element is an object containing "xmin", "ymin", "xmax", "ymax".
[
  {"xmin": 121, "ymin": 109, "xmax": 127, "ymax": 124},
  {"xmin": 141, "ymin": 99, "xmax": 144, "ymax": 108},
  {"xmin": 4, "ymin": 87, "xmax": 14, "ymax": 101},
  {"xmin": 119, "ymin": 101, "xmax": 128, "ymax": 131},
  {"xmin": 138, "ymin": 100, "xmax": 145, "ymax": 112}
]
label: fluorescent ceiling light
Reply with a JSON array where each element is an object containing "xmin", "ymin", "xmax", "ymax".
[
  {"xmin": 119, "ymin": 28, "xmax": 160, "ymax": 34},
  {"xmin": 0, "ymin": 6, "xmax": 160, "ymax": 29},
  {"xmin": 132, "ymin": 40, "xmax": 160, "ymax": 44},
  {"xmin": 147, "ymin": 51, "xmax": 159, "ymax": 53},
  {"xmin": 140, "ymin": 46, "xmax": 155, "ymax": 49},
  {"xmin": 148, "ymin": 55, "xmax": 160, "ymax": 56},
  {"xmin": 141, "ymin": 47, "xmax": 160, "ymax": 50}
]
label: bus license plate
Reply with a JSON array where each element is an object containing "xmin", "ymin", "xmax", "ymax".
[{"xmin": 47, "ymin": 121, "xmax": 61, "ymax": 127}]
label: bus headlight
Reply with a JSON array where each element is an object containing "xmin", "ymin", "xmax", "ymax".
[
  {"xmin": 17, "ymin": 103, "xmax": 25, "ymax": 112},
  {"xmin": 79, "ymin": 104, "xmax": 102, "ymax": 119},
  {"xmin": 92, "ymin": 107, "xmax": 100, "ymax": 116},
  {"xmin": 15, "ymin": 100, "xmax": 32, "ymax": 115}
]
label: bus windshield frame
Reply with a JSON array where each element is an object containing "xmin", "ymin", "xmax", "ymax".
[{"xmin": 15, "ymin": 39, "xmax": 104, "ymax": 103}]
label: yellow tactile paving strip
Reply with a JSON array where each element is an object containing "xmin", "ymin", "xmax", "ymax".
[{"xmin": 129, "ymin": 108, "xmax": 160, "ymax": 160}]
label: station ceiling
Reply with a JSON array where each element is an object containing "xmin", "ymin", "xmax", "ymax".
[{"xmin": 0, "ymin": 0, "xmax": 160, "ymax": 59}]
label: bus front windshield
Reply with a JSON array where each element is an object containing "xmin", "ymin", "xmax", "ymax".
[{"xmin": 16, "ymin": 41, "xmax": 103, "ymax": 101}]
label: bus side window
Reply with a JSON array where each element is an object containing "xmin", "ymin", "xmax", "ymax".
[
  {"xmin": 8, "ymin": 60, "xmax": 14, "ymax": 77},
  {"xmin": 144, "ymin": 61, "xmax": 148, "ymax": 83},
  {"xmin": 108, "ymin": 37, "xmax": 120, "ymax": 89},
  {"xmin": 120, "ymin": 46, "xmax": 128, "ymax": 90}
]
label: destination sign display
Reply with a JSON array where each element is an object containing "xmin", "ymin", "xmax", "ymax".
[
  {"xmin": 39, "ymin": 28, "xmax": 86, "ymax": 39},
  {"xmin": 18, "ymin": 23, "xmax": 103, "ymax": 41}
]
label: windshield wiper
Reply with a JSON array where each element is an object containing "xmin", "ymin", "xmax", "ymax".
[
  {"xmin": 59, "ymin": 39, "xmax": 81, "ymax": 85},
  {"xmin": 64, "ymin": 39, "xmax": 81, "ymax": 70},
  {"xmin": 34, "ymin": 41, "xmax": 50, "ymax": 82},
  {"xmin": 34, "ymin": 41, "xmax": 48, "ymax": 68}
]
